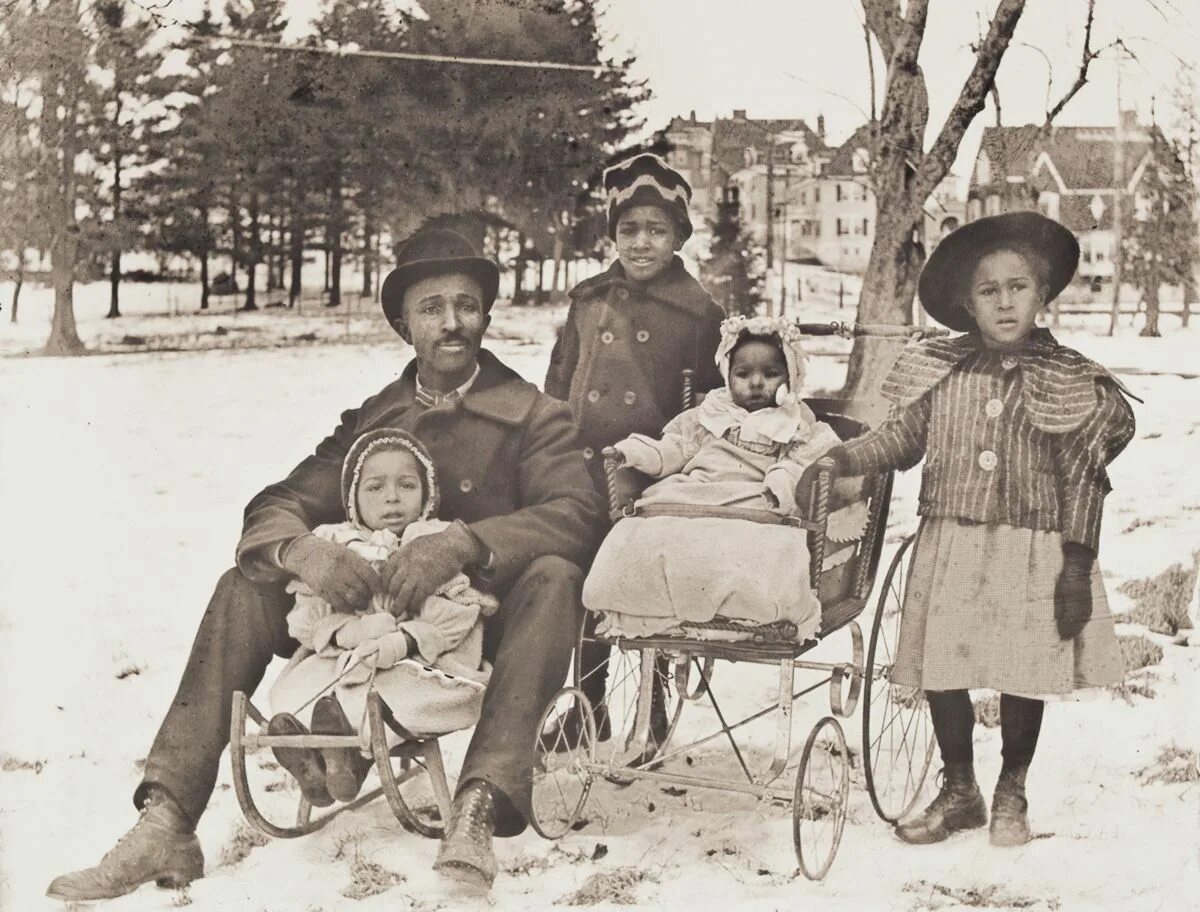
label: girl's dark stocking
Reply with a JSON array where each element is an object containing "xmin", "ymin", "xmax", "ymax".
[{"xmin": 926, "ymin": 689, "xmax": 974, "ymax": 764}]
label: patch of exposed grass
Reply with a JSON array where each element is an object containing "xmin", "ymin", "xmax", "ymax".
[
  {"xmin": 341, "ymin": 854, "xmax": 403, "ymax": 901},
  {"xmin": 0, "ymin": 754, "xmax": 45, "ymax": 773},
  {"xmin": 556, "ymin": 867, "xmax": 659, "ymax": 906},
  {"xmin": 1138, "ymin": 743, "xmax": 1200, "ymax": 785},
  {"xmin": 1118, "ymin": 634, "xmax": 1163, "ymax": 674},
  {"xmin": 903, "ymin": 879, "xmax": 1061, "ymax": 910},
  {"xmin": 972, "ymin": 693, "xmax": 1001, "ymax": 728},
  {"xmin": 1117, "ymin": 554, "xmax": 1198, "ymax": 636},
  {"xmin": 169, "ymin": 886, "xmax": 193, "ymax": 907},
  {"xmin": 1109, "ymin": 674, "xmax": 1158, "ymax": 703},
  {"xmin": 219, "ymin": 821, "xmax": 269, "ymax": 868}
]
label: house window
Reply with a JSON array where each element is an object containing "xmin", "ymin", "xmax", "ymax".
[
  {"xmin": 985, "ymin": 194, "xmax": 1001, "ymax": 216},
  {"xmin": 836, "ymin": 218, "xmax": 848, "ymax": 236},
  {"xmin": 1037, "ymin": 191, "xmax": 1060, "ymax": 221},
  {"xmin": 836, "ymin": 184, "xmax": 844, "ymax": 202},
  {"xmin": 975, "ymin": 151, "xmax": 992, "ymax": 185},
  {"xmin": 858, "ymin": 218, "xmax": 870, "ymax": 235},
  {"xmin": 968, "ymin": 198, "xmax": 982, "ymax": 221},
  {"xmin": 813, "ymin": 186, "xmax": 820, "ymax": 203},
  {"xmin": 858, "ymin": 184, "xmax": 869, "ymax": 201}
]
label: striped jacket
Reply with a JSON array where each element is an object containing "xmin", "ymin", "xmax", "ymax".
[{"xmin": 839, "ymin": 330, "xmax": 1136, "ymax": 552}]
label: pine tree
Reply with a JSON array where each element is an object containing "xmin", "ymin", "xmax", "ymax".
[
  {"xmin": 702, "ymin": 195, "xmax": 763, "ymax": 317},
  {"xmin": 1120, "ymin": 128, "xmax": 1197, "ymax": 337}
]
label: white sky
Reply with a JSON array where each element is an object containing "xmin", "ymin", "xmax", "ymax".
[{"xmin": 166, "ymin": 0, "xmax": 1200, "ymax": 177}]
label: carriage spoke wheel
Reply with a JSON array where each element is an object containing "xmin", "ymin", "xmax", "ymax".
[
  {"xmin": 862, "ymin": 535, "xmax": 935, "ymax": 823},
  {"xmin": 792, "ymin": 716, "xmax": 850, "ymax": 881},
  {"xmin": 576, "ymin": 615, "xmax": 685, "ymax": 773},
  {"xmin": 531, "ymin": 687, "xmax": 597, "ymax": 838}
]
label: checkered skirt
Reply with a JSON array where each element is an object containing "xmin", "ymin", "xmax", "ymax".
[{"xmin": 891, "ymin": 518, "xmax": 1124, "ymax": 695}]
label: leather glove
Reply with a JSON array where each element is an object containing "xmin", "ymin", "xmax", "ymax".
[
  {"xmin": 282, "ymin": 533, "xmax": 382, "ymax": 613},
  {"xmin": 1055, "ymin": 542, "xmax": 1095, "ymax": 640},
  {"xmin": 795, "ymin": 445, "xmax": 848, "ymax": 517},
  {"xmin": 381, "ymin": 521, "xmax": 483, "ymax": 619},
  {"xmin": 334, "ymin": 612, "xmax": 397, "ymax": 649},
  {"xmin": 353, "ymin": 630, "xmax": 416, "ymax": 670}
]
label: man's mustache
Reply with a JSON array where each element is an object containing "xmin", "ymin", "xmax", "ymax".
[{"xmin": 437, "ymin": 333, "xmax": 472, "ymax": 346}]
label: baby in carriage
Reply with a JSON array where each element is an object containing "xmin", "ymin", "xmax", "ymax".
[
  {"xmin": 582, "ymin": 316, "xmax": 848, "ymax": 642},
  {"xmin": 267, "ymin": 428, "xmax": 497, "ymax": 807}
]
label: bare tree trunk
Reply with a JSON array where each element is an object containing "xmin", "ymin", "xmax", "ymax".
[
  {"xmin": 45, "ymin": 36, "xmax": 86, "ymax": 357},
  {"xmin": 362, "ymin": 215, "xmax": 374, "ymax": 298},
  {"xmin": 1183, "ymin": 268, "xmax": 1196, "ymax": 328},
  {"xmin": 242, "ymin": 191, "xmax": 259, "ymax": 311},
  {"xmin": 1140, "ymin": 277, "xmax": 1160, "ymax": 336},
  {"xmin": 10, "ymin": 251, "xmax": 25, "ymax": 323},
  {"xmin": 106, "ymin": 142, "xmax": 122, "ymax": 318},
  {"xmin": 200, "ymin": 246, "xmax": 210, "ymax": 311},
  {"xmin": 328, "ymin": 173, "xmax": 343, "ymax": 308}
]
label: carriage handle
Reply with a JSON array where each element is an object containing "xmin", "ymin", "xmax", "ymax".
[{"xmin": 793, "ymin": 321, "xmax": 949, "ymax": 339}]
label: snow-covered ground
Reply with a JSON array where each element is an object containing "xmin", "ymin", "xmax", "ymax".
[{"xmin": 1, "ymin": 284, "xmax": 1197, "ymax": 911}]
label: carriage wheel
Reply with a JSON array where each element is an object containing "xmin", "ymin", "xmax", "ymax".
[
  {"xmin": 792, "ymin": 716, "xmax": 850, "ymax": 881},
  {"xmin": 368, "ymin": 692, "xmax": 446, "ymax": 839},
  {"xmin": 862, "ymin": 535, "xmax": 935, "ymax": 823},
  {"xmin": 575, "ymin": 614, "xmax": 685, "ymax": 771},
  {"xmin": 531, "ymin": 687, "xmax": 597, "ymax": 838}
]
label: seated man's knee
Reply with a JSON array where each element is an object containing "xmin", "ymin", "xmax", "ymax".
[{"xmin": 519, "ymin": 555, "xmax": 583, "ymax": 591}]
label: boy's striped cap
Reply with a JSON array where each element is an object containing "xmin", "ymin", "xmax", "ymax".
[{"xmin": 603, "ymin": 152, "xmax": 693, "ymax": 241}]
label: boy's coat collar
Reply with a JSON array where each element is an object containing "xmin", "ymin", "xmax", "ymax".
[{"xmin": 569, "ymin": 256, "xmax": 713, "ymax": 319}]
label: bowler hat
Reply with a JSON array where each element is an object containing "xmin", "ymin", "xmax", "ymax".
[
  {"xmin": 918, "ymin": 211, "xmax": 1079, "ymax": 332},
  {"xmin": 380, "ymin": 229, "xmax": 500, "ymax": 328}
]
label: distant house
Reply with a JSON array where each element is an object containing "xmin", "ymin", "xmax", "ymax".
[
  {"xmin": 785, "ymin": 126, "xmax": 964, "ymax": 274},
  {"xmin": 967, "ymin": 115, "xmax": 1158, "ymax": 283},
  {"xmin": 659, "ymin": 109, "xmax": 828, "ymax": 232}
]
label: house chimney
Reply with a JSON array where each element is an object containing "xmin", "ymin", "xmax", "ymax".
[
  {"xmin": 690, "ymin": 109, "xmax": 697, "ymax": 123},
  {"xmin": 817, "ymin": 113, "xmax": 826, "ymax": 142},
  {"xmin": 733, "ymin": 109, "xmax": 747, "ymax": 120},
  {"xmin": 1119, "ymin": 109, "xmax": 1139, "ymax": 133}
]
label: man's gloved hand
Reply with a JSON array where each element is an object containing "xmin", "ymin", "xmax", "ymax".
[
  {"xmin": 1055, "ymin": 542, "xmax": 1095, "ymax": 640},
  {"xmin": 353, "ymin": 630, "xmax": 416, "ymax": 670},
  {"xmin": 282, "ymin": 534, "xmax": 382, "ymax": 613},
  {"xmin": 335, "ymin": 612, "xmax": 397, "ymax": 649},
  {"xmin": 381, "ymin": 521, "xmax": 484, "ymax": 619},
  {"xmin": 795, "ymin": 445, "xmax": 848, "ymax": 517}
]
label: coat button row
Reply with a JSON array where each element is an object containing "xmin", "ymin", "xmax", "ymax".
[
  {"xmin": 587, "ymin": 389, "xmax": 600, "ymax": 403},
  {"xmin": 583, "ymin": 446, "xmax": 595, "ymax": 460},
  {"xmin": 636, "ymin": 329, "xmax": 650, "ymax": 343},
  {"xmin": 459, "ymin": 478, "xmax": 473, "ymax": 492},
  {"xmin": 1001, "ymin": 356, "xmax": 1019, "ymax": 371},
  {"xmin": 623, "ymin": 391, "xmax": 637, "ymax": 405},
  {"xmin": 978, "ymin": 450, "xmax": 998, "ymax": 472},
  {"xmin": 615, "ymin": 288, "xmax": 630, "ymax": 301},
  {"xmin": 984, "ymin": 398, "xmax": 1004, "ymax": 418},
  {"xmin": 600, "ymin": 331, "xmax": 615, "ymax": 344}
]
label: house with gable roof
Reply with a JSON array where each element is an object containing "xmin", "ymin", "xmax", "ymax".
[{"xmin": 967, "ymin": 114, "xmax": 1158, "ymax": 283}]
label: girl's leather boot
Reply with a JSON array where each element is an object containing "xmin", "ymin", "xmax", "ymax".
[
  {"xmin": 990, "ymin": 764, "xmax": 1032, "ymax": 846},
  {"xmin": 895, "ymin": 761, "xmax": 987, "ymax": 845}
]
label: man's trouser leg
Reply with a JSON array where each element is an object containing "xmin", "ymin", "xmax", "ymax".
[
  {"xmin": 457, "ymin": 555, "xmax": 583, "ymax": 836},
  {"xmin": 136, "ymin": 568, "xmax": 294, "ymax": 825}
]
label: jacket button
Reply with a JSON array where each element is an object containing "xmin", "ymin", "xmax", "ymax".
[
  {"xmin": 459, "ymin": 478, "xmax": 474, "ymax": 493},
  {"xmin": 615, "ymin": 288, "xmax": 630, "ymax": 301},
  {"xmin": 586, "ymin": 389, "xmax": 600, "ymax": 403},
  {"xmin": 623, "ymin": 391, "xmax": 637, "ymax": 405},
  {"xmin": 582, "ymin": 446, "xmax": 595, "ymax": 460},
  {"xmin": 600, "ymin": 331, "xmax": 615, "ymax": 344},
  {"xmin": 1001, "ymin": 356, "xmax": 1018, "ymax": 371},
  {"xmin": 636, "ymin": 329, "xmax": 650, "ymax": 343},
  {"xmin": 978, "ymin": 450, "xmax": 998, "ymax": 472},
  {"xmin": 985, "ymin": 398, "xmax": 1003, "ymax": 418}
]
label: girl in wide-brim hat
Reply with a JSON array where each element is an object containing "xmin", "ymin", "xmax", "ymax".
[{"xmin": 801, "ymin": 211, "xmax": 1138, "ymax": 848}]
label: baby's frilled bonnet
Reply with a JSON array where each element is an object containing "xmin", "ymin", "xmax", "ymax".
[
  {"xmin": 702, "ymin": 316, "xmax": 817, "ymax": 445},
  {"xmin": 341, "ymin": 428, "xmax": 439, "ymax": 531}
]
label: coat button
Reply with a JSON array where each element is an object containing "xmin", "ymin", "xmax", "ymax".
[
  {"xmin": 459, "ymin": 478, "xmax": 474, "ymax": 493},
  {"xmin": 1001, "ymin": 356, "xmax": 1018, "ymax": 371},
  {"xmin": 978, "ymin": 450, "xmax": 998, "ymax": 471},
  {"xmin": 586, "ymin": 389, "xmax": 600, "ymax": 403},
  {"xmin": 623, "ymin": 391, "xmax": 637, "ymax": 405},
  {"xmin": 600, "ymin": 330, "xmax": 615, "ymax": 344},
  {"xmin": 615, "ymin": 288, "xmax": 629, "ymax": 301},
  {"xmin": 985, "ymin": 398, "xmax": 1003, "ymax": 418},
  {"xmin": 582, "ymin": 446, "xmax": 595, "ymax": 460},
  {"xmin": 636, "ymin": 329, "xmax": 650, "ymax": 343}
]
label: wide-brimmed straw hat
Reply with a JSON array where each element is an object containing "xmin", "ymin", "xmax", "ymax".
[
  {"xmin": 380, "ymin": 229, "xmax": 500, "ymax": 328},
  {"xmin": 918, "ymin": 211, "xmax": 1079, "ymax": 332}
]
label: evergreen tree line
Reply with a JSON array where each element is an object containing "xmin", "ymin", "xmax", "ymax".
[{"xmin": 0, "ymin": 0, "xmax": 649, "ymax": 351}]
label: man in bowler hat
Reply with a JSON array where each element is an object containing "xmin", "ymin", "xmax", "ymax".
[{"xmin": 49, "ymin": 229, "xmax": 606, "ymax": 899}]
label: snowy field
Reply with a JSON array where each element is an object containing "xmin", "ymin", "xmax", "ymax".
[{"xmin": 1, "ymin": 282, "xmax": 1198, "ymax": 911}]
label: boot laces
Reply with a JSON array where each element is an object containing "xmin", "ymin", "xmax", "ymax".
[{"xmin": 451, "ymin": 786, "xmax": 494, "ymax": 845}]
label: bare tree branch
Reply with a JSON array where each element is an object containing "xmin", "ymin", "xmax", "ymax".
[
  {"xmin": 865, "ymin": 21, "xmax": 877, "ymax": 123},
  {"xmin": 991, "ymin": 84, "xmax": 1002, "ymax": 126},
  {"xmin": 1043, "ymin": 0, "xmax": 1101, "ymax": 128},
  {"xmin": 859, "ymin": 0, "xmax": 902, "ymax": 60},
  {"xmin": 892, "ymin": 0, "xmax": 929, "ymax": 72},
  {"xmin": 915, "ymin": 0, "xmax": 1025, "ymax": 199}
]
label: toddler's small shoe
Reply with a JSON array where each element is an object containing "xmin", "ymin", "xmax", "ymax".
[
  {"xmin": 312, "ymin": 694, "xmax": 372, "ymax": 802},
  {"xmin": 267, "ymin": 713, "xmax": 334, "ymax": 808}
]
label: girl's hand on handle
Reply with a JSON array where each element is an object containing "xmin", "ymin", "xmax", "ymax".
[
  {"xmin": 1054, "ymin": 542, "xmax": 1095, "ymax": 640},
  {"xmin": 795, "ymin": 445, "xmax": 848, "ymax": 517}
]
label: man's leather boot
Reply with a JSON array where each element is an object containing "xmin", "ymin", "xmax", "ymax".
[
  {"xmin": 433, "ymin": 779, "xmax": 498, "ymax": 891},
  {"xmin": 990, "ymin": 764, "xmax": 1032, "ymax": 847},
  {"xmin": 46, "ymin": 787, "xmax": 204, "ymax": 901},
  {"xmin": 895, "ymin": 761, "xmax": 988, "ymax": 845}
]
